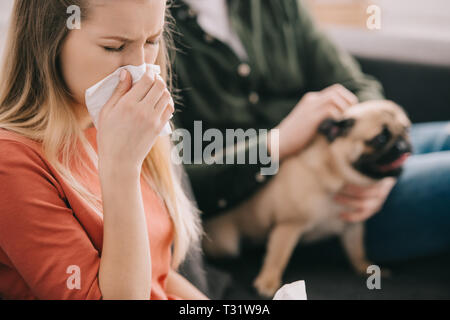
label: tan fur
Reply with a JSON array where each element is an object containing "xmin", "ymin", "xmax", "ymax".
[{"xmin": 203, "ymin": 100, "xmax": 412, "ymax": 297}]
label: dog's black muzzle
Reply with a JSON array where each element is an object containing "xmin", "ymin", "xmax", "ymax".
[{"xmin": 353, "ymin": 135, "xmax": 413, "ymax": 180}]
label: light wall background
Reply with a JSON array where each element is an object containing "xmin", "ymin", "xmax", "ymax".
[
  {"xmin": 0, "ymin": 1, "xmax": 14, "ymax": 62},
  {"xmin": 0, "ymin": 1, "xmax": 449, "ymax": 65},
  {"xmin": 306, "ymin": 0, "xmax": 450, "ymax": 65}
]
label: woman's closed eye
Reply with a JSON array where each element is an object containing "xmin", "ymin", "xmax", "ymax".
[
  {"xmin": 103, "ymin": 39, "xmax": 161, "ymax": 53},
  {"xmin": 103, "ymin": 44, "xmax": 125, "ymax": 52}
]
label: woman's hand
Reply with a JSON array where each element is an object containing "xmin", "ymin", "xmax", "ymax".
[
  {"xmin": 97, "ymin": 69, "xmax": 174, "ymax": 172},
  {"xmin": 334, "ymin": 178, "xmax": 397, "ymax": 223},
  {"xmin": 269, "ymin": 84, "xmax": 358, "ymax": 160},
  {"xmin": 95, "ymin": 69, "xmax": 174, "ymax": 299}
]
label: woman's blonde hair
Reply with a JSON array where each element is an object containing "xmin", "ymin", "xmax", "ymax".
[{"xmin": 0, "ymin": 0, "xmax": 202, "ymax": 269}]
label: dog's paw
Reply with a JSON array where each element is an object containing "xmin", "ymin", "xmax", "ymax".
[
  {"xmin": 380, "ymin": 268, "xmax": 393, "ymax": 278},
  {"xmin": 253, "ymin": 272, "xmax": 282, "ymax": 298},
  {"xmin": 353, "ymin": 262, "xmax": 372, "ymax": 276},
  {"xmin": 202, "ymin": 217, "xmax": 241, "ymax": 259},
  {"xmin": 355, "ymin": 263, "xmax": 393, "ymax": 278},
  {"xmin": 202, "ymin": 236, "xmax": 240, "ymax": 259}
]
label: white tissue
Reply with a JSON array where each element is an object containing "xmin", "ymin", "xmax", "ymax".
[
  {"xmin": 85, "ymin": 63, "xmax": 172, "ymax": 136},
  {"xmin": 273, "ymin": 280, "xmax": 307, "ymax": 300}
]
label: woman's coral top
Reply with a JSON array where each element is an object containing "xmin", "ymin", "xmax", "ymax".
[{"xmin": 0, "ymin": 126, "xmax": 180, "ymax": 300}]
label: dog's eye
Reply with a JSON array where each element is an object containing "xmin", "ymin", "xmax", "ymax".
[
  {"xmin": 374, "ymin": 134, "xmax": 387, "ymax": 145},
  {"xmin": 367, "ymin": 128, "xmax": 391, "ymax": 148}
]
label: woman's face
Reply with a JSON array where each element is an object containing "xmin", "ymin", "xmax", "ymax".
[{"xmin": 60, "ymin": 0, "xmax": 166, "ymax": 124}]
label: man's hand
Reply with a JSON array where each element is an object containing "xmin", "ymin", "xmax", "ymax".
[
  {"xmin": 334, "ymin": 178, "xmax": 397, "ymax": 223},
  {"xmin": 268, "ymin": 84, "xmax": 358, "ymax": 160}
]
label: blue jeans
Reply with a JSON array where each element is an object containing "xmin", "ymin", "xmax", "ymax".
[{"xmin": 365, "ymin": 121, "xmax": 450, "ymax": 263}]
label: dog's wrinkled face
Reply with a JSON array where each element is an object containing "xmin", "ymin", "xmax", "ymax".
[{"xmin": 318, "ymin": 100, "xmax": 413, "ymax": 181}]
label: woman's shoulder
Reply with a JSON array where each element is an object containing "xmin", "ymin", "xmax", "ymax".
[
  {"xmin": 0, "ymin": 128, "xmax": 42, "ymax": 148},
  {"xmin": 0, "ymin": 128, "xmax": 65, "ymax": 202},
  {"xmin": 0, "ymin": 128, "xmax": 48, "ymax": 169}
]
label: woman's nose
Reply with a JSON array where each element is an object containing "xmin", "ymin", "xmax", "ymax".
[{"xmin": 123, "ymin": 48, "xmax": 146, "ymax": 67}]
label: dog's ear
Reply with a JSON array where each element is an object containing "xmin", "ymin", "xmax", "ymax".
[{"xmin": 318, "ymin": 118, "xmax": 356, "ymax": 142}]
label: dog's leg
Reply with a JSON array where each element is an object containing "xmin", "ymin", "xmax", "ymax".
[
  {"xmin": 340, "ymin": 223, "xmax": 371, "ymax": 274},
  {"xmin": 340, "ymin": 223, "xmax": 391, "ymax": 277},
  {"xmin": 202, "ymin": 212, "xmax": 241, "ymax": 258},
  {"xmin": 253, "ymin": 223, "xmax": 304, "ymax": 298}
]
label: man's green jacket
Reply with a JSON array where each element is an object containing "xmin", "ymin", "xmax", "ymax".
[{"xmin": 170, "ymin": 0, "xmax": 384, "ymax": 219}]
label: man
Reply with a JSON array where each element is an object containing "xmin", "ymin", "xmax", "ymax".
[{"xmin": 172, "ymin": 0, "xmax": 450, "ymax": 278}]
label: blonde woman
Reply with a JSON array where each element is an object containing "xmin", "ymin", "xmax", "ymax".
[{"xmin": 0, "ymin": 0, "xmax": 206, "ymax": 300}]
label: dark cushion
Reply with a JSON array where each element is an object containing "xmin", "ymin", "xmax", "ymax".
[{"xmin": 357, "ymin": 57, "xmax": 450, "ymax": 123}]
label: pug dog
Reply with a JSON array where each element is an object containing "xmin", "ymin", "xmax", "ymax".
[{"xmin": 202, "ymin": 100, "xmax": 413, "ymax": 298}]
